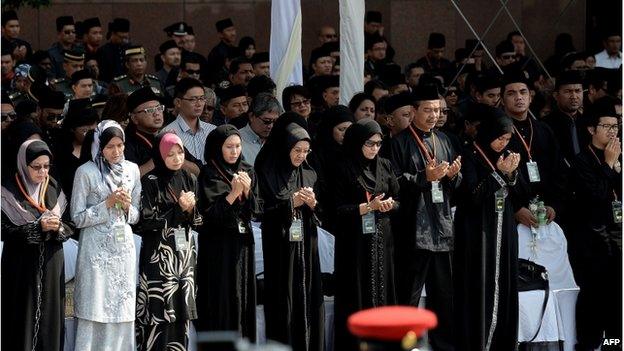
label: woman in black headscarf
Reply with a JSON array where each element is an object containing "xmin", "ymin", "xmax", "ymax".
[
  {"xmin": 134, "ymin": 132, "xmax": 201, "ymax": 351},
  {"xmin": 254, "ymin": 112, "xmax": 324, "ymax": 351},
  {"xmin": 1, "ymin": 139, "xmax": 74, "ymax": 351},
  {"xmin": 332, "ymin": 119, "xmax": 400, "ymax": 351},
  {"xmin": 308, "ymin": 104, "xmax": 354, "ymax": 234},
  {"xmin": 453, "ymin": 106, "xmax": 527, "ymax": 351},
  {"xmin": 195, "ymin": 124, "xmax": 256, "ymax": 340}
]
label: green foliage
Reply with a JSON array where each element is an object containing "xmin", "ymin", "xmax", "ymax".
[{"xmin": 2, "ymin": 0, "xmax": 51, "ymax": 11}]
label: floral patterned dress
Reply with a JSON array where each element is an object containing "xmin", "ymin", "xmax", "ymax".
[{"xmin": 134, "ymin": 169, "xmax": 201, "ymax": 351}]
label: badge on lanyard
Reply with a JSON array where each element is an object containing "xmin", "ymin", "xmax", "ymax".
[
  {"xmin": 526, "ymin": 161, "xmax": 541, "ymax": 183},
  {"xmin": 491, "ymin": 171, "xmax": 507, "ymax": 188},
  {"xmin": 289, "ymin": 218, "xmax": 303, "ymax": 242},
  {"xmin": 113, "ymin": 220, "xmax": 126, "ymax": 243},
  {"xmin": 362, "ymin": 212, "xmax": 376, "ymax": 234},
  {"xmin": 238, "ymin": 220, "xmax": 248, "ymax": 234},
  {"xmin": 174, "ymin": 226, "xmax": 188, "ymax": 251},
  {"xmin": 612, "ymin": 200, "xmax": 622, "ymax": 224},
  {"xmin": 431, "ymin": 180, "xmax": 444, "ymax": 203},
  {"xmin": 495, "ymin": 188, "xmax": 507, "ymax": 213}
]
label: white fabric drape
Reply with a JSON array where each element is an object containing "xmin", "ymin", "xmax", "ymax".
[
  {"xmin": 338, "ymin": 0, "xmax": 365, "ymax": 105},
  {"xmin": 270, "ymin": 0, "xmax": 303, "ymax": 106}
]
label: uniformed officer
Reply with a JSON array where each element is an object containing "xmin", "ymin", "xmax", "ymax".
[
  {"xmin": 48, "ymin": 15, "xmax": 78, "ymax": 78},
  {"xmin": 348, "ymin": 306, "xmax": 438, "ymax": 351},
  {"xmin": 108, "ymin": 45, "xmax": 163, "ymax": 96},
  {"xmin": 96, "ymin": 18, "xmax": 130, "ymax": 82},
  {"xmin": 50, "ymin": 50, "xmax": 85, "ymax": 99}
]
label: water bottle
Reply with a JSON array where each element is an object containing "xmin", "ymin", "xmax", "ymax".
[{"xmin": 536, "ymin": 201, "xmax": 547, "ymax": 226}]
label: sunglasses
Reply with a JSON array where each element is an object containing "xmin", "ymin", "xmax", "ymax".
[
  {"xmin": 501, "ymin": 54, "xmax": 516, "ymax": 60},
  {"xmin": 185, "ymin": 69, "xmax": 201, "ymax": 75},
  {"xmin": 291, "ymin": 99, "xmax": 311, "ymax": 108},
  {"xmin": 29, "ymin": 163, "xmax": 51, "ymax": 171},
  {"xmin": 1, "ymin": 112, "xmax": 16, "ymax": 122},
  {"xmin": 364, "ymin": 140, "xmax": 383, "ymax": 148},
  {"xmin": 446, "ymin": 90, "xmax": 458, "ymax": 96},
  {"xmin": 46, "ymin": 113, "xmax": 63, "ymax": 122},
  {"xmin": 324, "ymin": 34, "xmax": 338, "ymax": 39}
]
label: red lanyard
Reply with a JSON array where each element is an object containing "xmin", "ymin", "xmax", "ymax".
[
  {"xmin": 512, "ymin": 118, "xmax": 534, "ymax": 160},
  {"xmin": 15, "ymin": 173, "xmax": 49, "ymax": 214},
  {"xmin": 408, "ymin": 125, "xmax": 437, "ymax": 163},
  {"xmin": 135, "ymin": 132, "xmax": 153, "ymax": 149},
  {"xmin": 365, "ymin": 191, "xmax": 372, "ymax": 203},
  {"xmin": 473, "ymin": 142, "xmax": 497, "ymax": 172},
  {"xmin": 587, "ymin": 145, "xmax": 619, "ymax": 201},
  {"xmin": 211, "ymin": 160, "xmax": 244, "ymax": 201}
]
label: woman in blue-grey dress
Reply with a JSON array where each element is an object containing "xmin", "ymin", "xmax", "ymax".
[{"xmin": 70, "ymin": 120, "xmax": 142, "ymax": 351}]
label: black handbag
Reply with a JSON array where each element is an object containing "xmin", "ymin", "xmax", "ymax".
[{"xmin": 518, "ymin": 258, "xmax": 550, "ymax": 343}]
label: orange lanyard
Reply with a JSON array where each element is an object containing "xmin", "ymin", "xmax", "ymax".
[
  {"xmin": 135, "ymin": 132, "xmax": 153, "ymax": 149},
  {"xmin": 587, "ymin": 145, "xmax": 619, "ymax": 201},
  {"xmin": 15, "ymin": 173, "xmax": 49, "ymax": 213},
  {"xmin": 211, "ymin": 160, "xmax": 244, "ymax": 201},
  {"xmin": 473, "ymin": 142, "xmax": 497, "ymax": 172},
  {"xmin": 408, "ymin": 125, "xmax": 437, "ymax": 163},
  {"xmin": 512, "ymin": 118, "xmax": 534, "ymax": 160}
]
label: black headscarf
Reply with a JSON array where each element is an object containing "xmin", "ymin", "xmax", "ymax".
[
  {"xmin": 343, "ymin": 118, "xmax": 384, "ymax": 193},
  {"xmin": 474, "ymin": 105, "xmax": 514, "ymax": 162},
  {"xmin": 255, "ymin": 112, "xmax": 316, "ymax": 200}
]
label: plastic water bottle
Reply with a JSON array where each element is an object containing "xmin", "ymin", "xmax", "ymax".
[{"xmin": 536, "ymin": 201, "xmax": 547, "ymax": 226}]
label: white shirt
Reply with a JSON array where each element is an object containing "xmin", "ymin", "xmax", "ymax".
[
  {"xmin": 595, "ymin": 49, "xmax": 622, "ymax": 69},
  {"xmin": 164, "ymin": 115, "xmax": 216, "ymax": 164},
  {"xmin": 239, "ymin": 124, "xmax": 263, "ymax": 165}
]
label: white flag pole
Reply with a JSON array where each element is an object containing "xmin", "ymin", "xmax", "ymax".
[
  {"xmin": 270, "ymin": 0, "xmax": 303, "ymax": 107},
  {"xmin": 339, "ymin": 0, "xmax": 365, "ymax": 105}
]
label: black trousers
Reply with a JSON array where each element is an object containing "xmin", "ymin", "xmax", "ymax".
[
  {"xmin": 575, "ymin": 236, "xmax": 622, "ymax": 351},
  {"xmin": 396, "ymin": 250, "xmax": 454, "ymax": 351}
]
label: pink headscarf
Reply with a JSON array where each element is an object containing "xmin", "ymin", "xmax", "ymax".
[{"xmin": 159, "ymin": 132, "xmax": 184, "ymax": 161}]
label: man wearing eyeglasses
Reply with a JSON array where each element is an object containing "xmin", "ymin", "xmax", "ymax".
[
  {"xmin": 164, "ymin": 77, "xmax": 216, "ymax": 166},
  {"xmin": 1, "ymin": 91, "xmax": 16, "ymax": 131},
  {"xmin": 240, "ymin": 93, "xmax": 282, "ymax": 164},
  {"xmin": 48, "ymin": 16, "xmax": 78, "ymax": 79},
  {"xmin": 317, "ymin": 25, "xmax": 338, "ymax": 45},
  {"xmin": 125, "ymin": 86, "xmax": 166, "ymax": 176},
  {"xmin": 36, "ymin": 87, "xmax": 66, "ymax": 147},
  {"xmin": 494, "ymin": 40, "xmax": 517, "ymax": 70}
]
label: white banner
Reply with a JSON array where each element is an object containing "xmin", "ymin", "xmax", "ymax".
[
  {"xmin": 270, "ymin": 0, "xmax": 303, "ymax": 106},
  {"xmin": 339, "ymin": 0, "xmax": 365, "ymax": 105}
]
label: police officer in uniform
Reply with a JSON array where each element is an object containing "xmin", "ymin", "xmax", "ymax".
[
  {"xmin": 50, "ymin": 50, "xmax": 85, "ymax": 99},
  {"xmin": 108, "ymin": 45, "xmax": 163, "ymax": 96},
  {"xmin": 96, "ymin": 18, "xmax": 130, "ymax": 82}
]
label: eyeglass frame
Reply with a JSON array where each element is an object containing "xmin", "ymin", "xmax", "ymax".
[{"xmin": 132, "ymin": 104, "xmax": 165, "ymax": 115}]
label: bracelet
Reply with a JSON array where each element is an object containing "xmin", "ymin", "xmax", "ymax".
[{"xmin": 365, "ymin": 203, "xmax": 373, "ymax": 213}]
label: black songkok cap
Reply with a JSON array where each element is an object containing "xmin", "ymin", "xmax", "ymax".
[
  {"xmin": 585, "ymin": 96, "xmax": 620, "ymax": 126},
  {"xmin": 2, "ymin": 10, "xmax": 18, "ymax": 26},
  {"xmin": 385, "ymin": 92, "xmax": 413, "ymax": 114},
  {"xmin": 82, "ymin": 17, "xmax": 101, "ymax": 32},
  {"xmin": 64, "ymin": 99, "xmax": 100, "ymax": 129},
  {"xmin": 365, "ymin": 11, "xmax": 382, "ymax": 24},
  {"xmin": 428, "ymin": 32, "xmax": 446, "ymax": 49},
  {"xmin": 216, "ymin": 18, "xmax": 234, "ymax": 32},
  {"xmin": 159, "ymin": 40, "xmax": 179, "ymax": 54},
  {"xmin": 217, "ymin": 84, "xmax": 247, "ymax": 103},
  {"xmin": 109, "ymin": 18, "xmax": 130, "ymax": 33},
  {"xmin": 495, "ymin": 40, "xmax": 516, "ymax": 57},
  {"xmin": 39, "ymin": 88, "xmax": 66, "ymax": 109},
  {"xmin": 556, "ymin": 70, "xmax": 583, "ymax": 90},
  {"xmin": 411, "ymin": 84, "xmax": 440, "ymax": 102},
  {"xmin": 126, "ymin": 86, "xmax": 162, "ymax": 112},
  {"xmin": 56, "ymin": 16, "xmax": 74, "ymax": 32},
  {"xmin": 70, "ymin": 70, "xmax": 93, "ymax": 85},
  {"xmin": 475, "ymin": 73, "xmax": 502, "ymax": 94},
  {"xmin": 501, "ymin": 67, "xmax": 532, "ymax": 91},
  {"xmin": 251, "ymin": 52, "xmax": 270, "ymax": 65},
  {"xmin": 309, "ymin": 46, "xmax": 332, "ymax": 66}
]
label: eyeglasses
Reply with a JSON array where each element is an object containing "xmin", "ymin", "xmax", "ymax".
[
  {"xmin": 292, "ymin": 148, "xmax": 312, "ymax": 155},
  {"xmin": 1, "ymin": 112, "xmax": 16, "ymax": 122},
  {"xmin": 180, "ymin": 96, "xmax": 206, "ymax": 103},
  {"xmin": 185, "ymin": 69, "xmax": 201, "ymax": 75},
  {"xmin": 134, "ymin": 104, "xmax": 165, "ymax": 115},
  {"xmin": 446, "ymin": 90, "xmax": 458, "ymax": 96},
  {"xmin": 291, "ymin": 99, "xmax": 311, "ymax": 108},
  {"xmin": 46, "ymin": 113, "xmax": 63, "ymax": 122},
  {"xmin": 29, "ymin": 163, "xmax": 51, "ymax": 171},
  {"xmin": 364, "ymin": 140, "xmax": 383, "ymax": 148},
  {"xmin": 259, "ymin": 117, "xmax": 277, "ymax": 125},
  {"xmin": 501, "ymin": 54, "xmax": 516, "ymax": 60},
  {"xmin": 597, "ymin": 123, "xmax": 620, "ymax": 132},
  {"xmin": 324, "ymin": 34, "xmax": 338, "ymax": 39}
]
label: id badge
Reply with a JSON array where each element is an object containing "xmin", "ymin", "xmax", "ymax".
[
  {"xmin": 174, "ymin": 227, "xmax": 188, "ymax": 251},
  {"xmin": 431, "ymin": 181, "xmax": 444, "ymax": 204},
  {"xmin": 612, "ymin": 201, "xmax": 622, "ymax": 224},
  {"xmin": 494, "ymin": 189, "xmax": 506, "ymax": 213},
  {"xmin": 113, "ymin": 221, "xmax": 125, "ymax": 243},
  {"xmin": 362, "ymin": 212, "xmax": 376, "ymax": 234},
  {"xmin": 289, "ymin": 218, "xmax": 303, "ymax": 242},
  {"xmin": 491, "ymin": 172, "xmax": 507, "ymax": 188},
  {"xmin": 238, "ymin": 220, "xmax": 248, "ymax": 234},
  {"xmin": 526, "ymin": 161, "xmax": 541, "ymax": 183}
]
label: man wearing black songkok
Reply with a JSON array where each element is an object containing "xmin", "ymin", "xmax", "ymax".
[
  {"xmin": 206, "ymin": 18, "xmax": 238, "ymax": 86},
  {"xmin": 388, "ymin": 84, "xmax": 462, "ymax": 351},
  {"xmin": 415, "ymin": 33, "xmax": 454, "ymax": 84},
  {"xmin": 96, "ymin": 18, "xmax": 131, "ymax": 82}
]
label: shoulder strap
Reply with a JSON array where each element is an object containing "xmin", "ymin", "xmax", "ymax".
[{"xmin": 528, "ymin": 284, "xmax": 549, "ymax": 342}]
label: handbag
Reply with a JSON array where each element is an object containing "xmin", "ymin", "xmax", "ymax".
[{"xmin": 518, "ymin": 258, "xmax": 550, "ymax": 342}]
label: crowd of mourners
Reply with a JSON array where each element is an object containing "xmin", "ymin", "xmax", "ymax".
[{"xmin": 0, "ymin": 8, "xmax": 622, "ymax": 351}]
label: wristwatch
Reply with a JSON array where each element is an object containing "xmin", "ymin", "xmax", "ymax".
[{"xmin": 365, "ymin": 203, "xmax": 373, "ymax": 213}]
